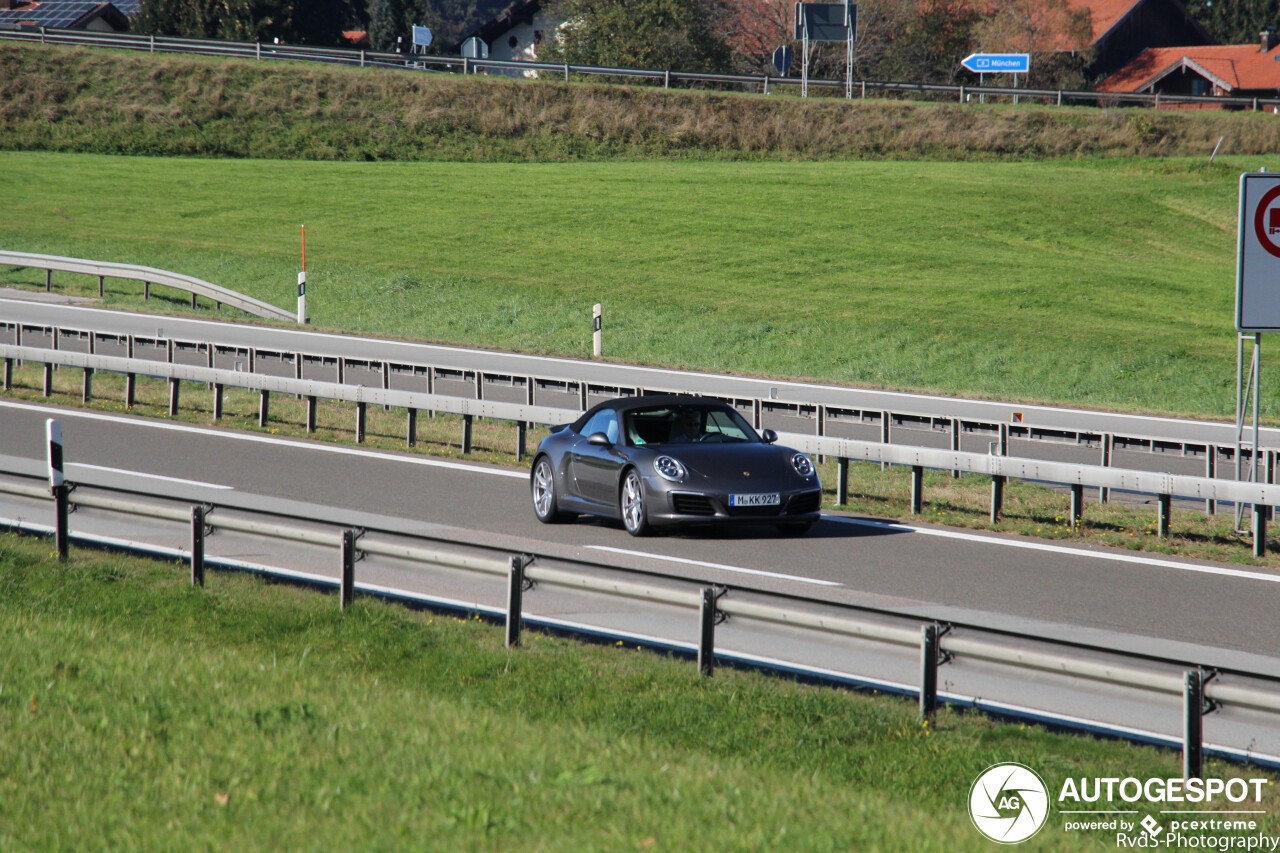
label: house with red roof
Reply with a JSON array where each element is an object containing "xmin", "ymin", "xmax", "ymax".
[{"xmin": 1097, "ymin": 27, "xmax": 1280, "ymax": 100}]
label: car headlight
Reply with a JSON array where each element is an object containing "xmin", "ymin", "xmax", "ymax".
[
  {"xmin": 791, "ymin": 453, "xmax": 815, "ymax": 478},
  {"xmin": 654, "ymin": 455, "xmax": 686, "ymax": 482}
]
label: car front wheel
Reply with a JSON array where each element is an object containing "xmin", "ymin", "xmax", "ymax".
[
  {"xmin": 531, "ymin": 456, "xmax": 573, "ymax": 523},
  {"xmin": 620, "ymin": 469, "xmax": 651, "ymax": 537}
]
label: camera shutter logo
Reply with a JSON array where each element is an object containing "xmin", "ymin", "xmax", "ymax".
[{"xmin": 969, "ymin": 763, "xmax": 1050, "ymax": 844}]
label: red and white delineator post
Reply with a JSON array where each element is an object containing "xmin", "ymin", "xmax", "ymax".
[
  {"xmin": 47, "ymin": 418, "xmax": 69, "ymax": 560},
  {"xmin": 297, "ymin": 224, "xmax": 307, "ymax": 325}
]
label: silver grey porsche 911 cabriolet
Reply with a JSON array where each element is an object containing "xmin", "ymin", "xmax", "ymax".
[{"xmin": 529, "ymin": 395, "xmax": 822, "ymax": 536}]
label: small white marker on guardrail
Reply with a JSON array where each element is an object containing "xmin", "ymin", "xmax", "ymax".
[
  {"xmin": 593, "ymin": 303, "xmax": 602, "ymax": 358},
  {"xmin": 46, "ymin": 418, "xmax": 63, "ymax": 490}
]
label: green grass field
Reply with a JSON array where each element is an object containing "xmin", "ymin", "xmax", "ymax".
[
  {"xmin": 4, "ymin": 151, "xmax": 1279, "ymax": 422},
  {"xmin": 1, "ymin": 531, "xmax": 1274, "ymax": 851}
]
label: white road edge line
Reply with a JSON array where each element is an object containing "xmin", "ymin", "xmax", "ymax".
[
  {"xmin": 69, "ymin": 463, "xmax": 234, "ymax": 490},
  {"xmin": 0, "ymin": 400, "xmax": 528, "ymax": 479},
  {"xmin": 828, "ymin": 516, "xmax": 1280, "ymax": 584},
  {"xmin": 585, "ymin": 545, "xmax": 841, "ymax": 587}
]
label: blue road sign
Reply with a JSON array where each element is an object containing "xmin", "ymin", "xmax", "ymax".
[
  {"xmin": 413, "ymin": 25, "xmax": 432, "ymax": 47},
  {"xmin": 961, "ymin": 53, "xmax": 1029, "ymax": 74}
]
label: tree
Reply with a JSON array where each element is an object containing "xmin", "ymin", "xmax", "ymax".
[
  {"xmin": 541, "ymin": 0, "xmax": 735, "ymax": 73},
  {"xmin": 1185, "ymin": 0, "xmax": 1280, "ymax": 44},
  {"xmin": 367, "ymin": 0, "xmax": 411, "ymax": 50},
  {"xmin": 134, "ymin": 0, "xmax": 259, "ymax": 40}
]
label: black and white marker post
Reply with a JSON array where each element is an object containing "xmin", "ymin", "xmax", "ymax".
[
  {"xmin": 47, "ymin": 418, "xmax": 69, "ymax": 560},
  {"xmin": 297, "ymin": 224, "xmax": 307, "ymax": 324},
  {"xmin": 593, "ymin": 303, "xmax": 602, "ymax": 358}
]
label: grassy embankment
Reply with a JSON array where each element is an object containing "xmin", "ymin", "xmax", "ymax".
[
  {"xmin": 5, "ymin": 41, "xmax": 1280, "ymax": 162},
  {"xmin": 1, "ymin": 531, "xmax": 1274, "ymax": 851}
]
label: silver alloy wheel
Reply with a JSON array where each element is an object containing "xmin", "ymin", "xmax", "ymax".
[
  {"xmin": 533, "ymin": 458, "xmax": 555, "ymax": 519},
  {"xmin": 621, "ymin": 470, "xmax": 644, "ymax": 533}
]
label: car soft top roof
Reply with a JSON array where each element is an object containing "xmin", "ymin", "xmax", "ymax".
[{"xmin": 572, "ymin": 394, "xmax": 733, "ymax": 428}]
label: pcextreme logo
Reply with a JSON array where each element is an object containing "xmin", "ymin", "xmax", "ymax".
[{"xmin": 969, "ymin": 763, "xmax": 1051, "ymax": 844}]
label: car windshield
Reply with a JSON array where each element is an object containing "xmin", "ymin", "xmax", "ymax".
[{"xmin": 624, "ymin": 404, "xmax": 760, "ymax": 446}]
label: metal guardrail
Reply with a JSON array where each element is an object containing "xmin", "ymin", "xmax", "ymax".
[
  {"xmin": 2, "ymin": 341, "xmax": 1276, "ymax": 553},
  {"xmin": 4, "ymin": 25, "xmax": 1280, "ymax": 112},
  {"xmin": 0, "ymin": 251, "xmax": 295, "ymax": 322},
  {"xmin": 2, "ymin": 466, "xmax": 1280, "ymax": 769}
]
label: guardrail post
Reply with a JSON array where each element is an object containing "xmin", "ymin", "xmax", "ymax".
[
  {"xmin": 910, "ymin": 465, "xmax": 924, "ymax": 514},
  {"xmin": 356, "ymin": 402, "xmax": 366, "ymax": 443},
  {"xmin": 407, "ymin": 408, "xmax": 417, "ymax": 447},
  {"xmin": 664, "ymin": 69, "xmax": 670, "ymax": 89},
  {"xmin": 951, "ymin": 417, "xmax": 961, "ymax": 479},
  {"xmin": 50, "ymin": 480, "xmax": 70, "ymax": 561},
  {"xmin": 1101, "ymin": 434, "xmax": 1112, "ymax": 503},
  {"xmin": 169, "ymin": 378, "xmax": 180, "ymax": 417},
  {"xmin": 462, "ymin": 414, "xmax": 473, "ymax": 454},
  {"xmin": 190, "ymin": 292, "xmax": 197, "ymax": 310},
  {"xmin": 126, "ymin": 373, "xmax": 136, "ymax": 408},
  {"xmin": 1070, "ymin": 484, "xmax": 1084, "ymax": 531},
  {"xmin": 212, "ymin": 383, "xmax": 223, "ymax": 419},
  {"xmin": 2, "ymin": 357, "xmax": 11, "ymax": 390},
  {"xmin": 516, "ymin": 421, "xmax": 526, "ymax": 461},
  {"xmin": 340, "ymin": 529, "xmax": 356, "ymax": 610},
  {"xmin": 190, "ymin": 505, "xmax": 205, "ymax": 587},
  {"xmin": 880, "ymin": 410, "xmax": 890, "ymax": 471},
  {"xmin": 564, "ymin": 63, "xmax": 570, "ymax": 82},
  {"xmin": 258, "ymin": 390, "xmax": 270, "ymax": 427},
  {"xmin": 1158, "ymin": 494, "xmax": 1172, "ymax": 539},
  {"xmin": 42, "ymin": 363, "xmax": 52, "ymax": 397},
  {"xmin": 45, "ymin": 269, "xmax": 52, "ymax": 292},
  {"xmin": 1206, "ymin": 445, "xmax": 1218, "ymax": 514},
  {"xmin": 990, "ymin": 475, "xmax": 1005, "ymax": 524},
  {"xmin": 306, "ymin": 395, "xmax": 316, "ymax": 432},
  {"xmin": 698, "ymin": 587, "xmax": 724, "ymax": 677},
  {"xmin": 1184, "ymin": 669, "xmax": 1204, "ymax": 780},
  {"xmin": 81, "ymin": 367, "xmax": 91, "ymax": 402},
  {"xmin": 1253, "ymin": 504, "xmax": 1268, "ymax": 557},
  {"xmin": 999, "ymin": 422, "xmax": 1009, "ymax": 456},
  {"xmin": 837, "ymin": 457, "xmax": 849, "ymax": 505},
  {"xmin": 144, "ymin": 282, "xmax": 150, "ymax": 300},
  {"xmin": 920, "ymin": 623, "xmax": 948, "ymax": 720},
  {"xmin": 98, "ymin": 275, "xmax": 104, "ymax": 297},
  {"xmin": 505, "ymin": 554, "xmax": 534, "ymax": 648}
]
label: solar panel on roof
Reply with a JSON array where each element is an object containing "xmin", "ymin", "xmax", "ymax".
[
  {"xmin": 112, "ymin": 0, "xmax": 138, "ymax": 16},
  {"xmin": 0, "ymin": 1, "xmax": 109, "ymax": 28}
]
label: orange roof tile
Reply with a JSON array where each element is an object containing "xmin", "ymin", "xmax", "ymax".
[
  {"xmin": 1097, "ymin": 44, "xmax": 1280, "ymax": 92},
  {"xmin": 1065, "ymin": 0, "xmax": 1142, "ymax": 44}
]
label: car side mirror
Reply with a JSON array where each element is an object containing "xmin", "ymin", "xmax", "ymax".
[
  {"xmin": 587, "ymin": 432, "xmax": 612, "ymax": 447},
  {"xmin": 761, "ymin": 429, "xmax": 778, "ymax": 444}
]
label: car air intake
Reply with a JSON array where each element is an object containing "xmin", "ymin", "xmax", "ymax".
[
  {"xmin": 671, "ymin": 494, "xmax": 716, "ymax": 516},
  {"xmin": 786, "ymin": 491, "xmax": 822, "ymax": 515}
]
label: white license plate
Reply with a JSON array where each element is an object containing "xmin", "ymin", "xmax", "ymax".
[{"xmin": 729, "ymin": 493, "xmax": 781, "ymax": 507}]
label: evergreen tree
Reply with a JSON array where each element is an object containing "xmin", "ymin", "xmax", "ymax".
[
  {"xmin": 368, "ymin": 0, "xmax": 410, "ymax": 50},
  {"xmin": 1186, "ymin": 0, "xmax": 1280, "ymax": 44},
  {"xmin": 541, "ymin": 0, "xmax": 734, "ymax": 73}
]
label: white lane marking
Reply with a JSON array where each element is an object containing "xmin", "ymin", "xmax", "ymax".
[
  {"xmin": 827, "ymin": 515, "xmax": 1280, "ymax": 584},
  {"xmin": 585, "ymin": 545, "xmax": 841, "ymax": 587},
  {"xmin": 0, "ymin": 400, "xmax": 528, "ymax": 479},
  {"xmin": 0, "ymin": 299, "xmax": 1243, "ymax": 434},
  {"xmin": 69, "ymin": 463, "xmax": 234, "ymax": 490}
]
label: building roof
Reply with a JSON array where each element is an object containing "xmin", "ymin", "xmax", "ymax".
[
  {"xmin": 0, "ymin": 0, "xmax": 128, "ymax": 28},
  {"xmin": 1042, "ymin": 0, "xmax": 1207, "ymax": 51},
  {"xmin": 456, "ymin": 0, "xmax": 542, "ymax": 50},
  {"xmin": 1097, "ymin": 43, "xmax": 1280, "ymax": 92}
]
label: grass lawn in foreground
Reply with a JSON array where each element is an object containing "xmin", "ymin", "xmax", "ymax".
[
  {"xmin": 1, "ymin": 531, "xmax": 1275, "ymax": 851},
  {"xmin": 3, "ymin": 151, "xmax": 1279, "ymax": 420}
]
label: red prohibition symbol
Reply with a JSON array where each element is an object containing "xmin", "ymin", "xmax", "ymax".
[{"xmin": 1254, "ymin": 185, "xmax": 1280, "ymax": 259}]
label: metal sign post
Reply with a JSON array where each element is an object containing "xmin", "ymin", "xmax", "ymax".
[
  {"xmin": 1232, "ymin": 172, "xmax": 1280, "ymax": 531},
  {"xmin": 794, "ymin": 1, "xmax": 856, "ymax": 99}
]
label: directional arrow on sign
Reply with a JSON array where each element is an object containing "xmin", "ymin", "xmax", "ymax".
[{"xmin": 961, "ymin": 53, "xmax": 1030, "ymax": 74}]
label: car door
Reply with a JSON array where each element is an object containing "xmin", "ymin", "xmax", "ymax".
[{"xmin": 569, "ymin": 410, "xmax": 624, "ymax": 506}]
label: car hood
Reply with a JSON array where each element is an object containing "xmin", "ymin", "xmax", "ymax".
[{"xmin": 655, "ymin": 443, "xmax": 802, "ymax": 484}]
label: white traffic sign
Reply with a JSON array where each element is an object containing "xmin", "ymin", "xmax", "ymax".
[{"xmin": 1236, "ymin": 172, "xmax": 1280, "ymax": 331}]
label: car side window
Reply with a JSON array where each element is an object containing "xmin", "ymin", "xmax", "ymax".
[{"xmin": 580, "ymin": 410, "xmax": 619, "ymax": 444}]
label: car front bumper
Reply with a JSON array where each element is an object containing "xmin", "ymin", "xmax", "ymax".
[{"xmin": 646, "ymin": 486, "xmax": 823, "ymax": 527}]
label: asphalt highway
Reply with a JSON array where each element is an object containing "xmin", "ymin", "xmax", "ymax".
[{"xmin": 3, "ymin": 397, "xmax": 1279, "ymax": 676}]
